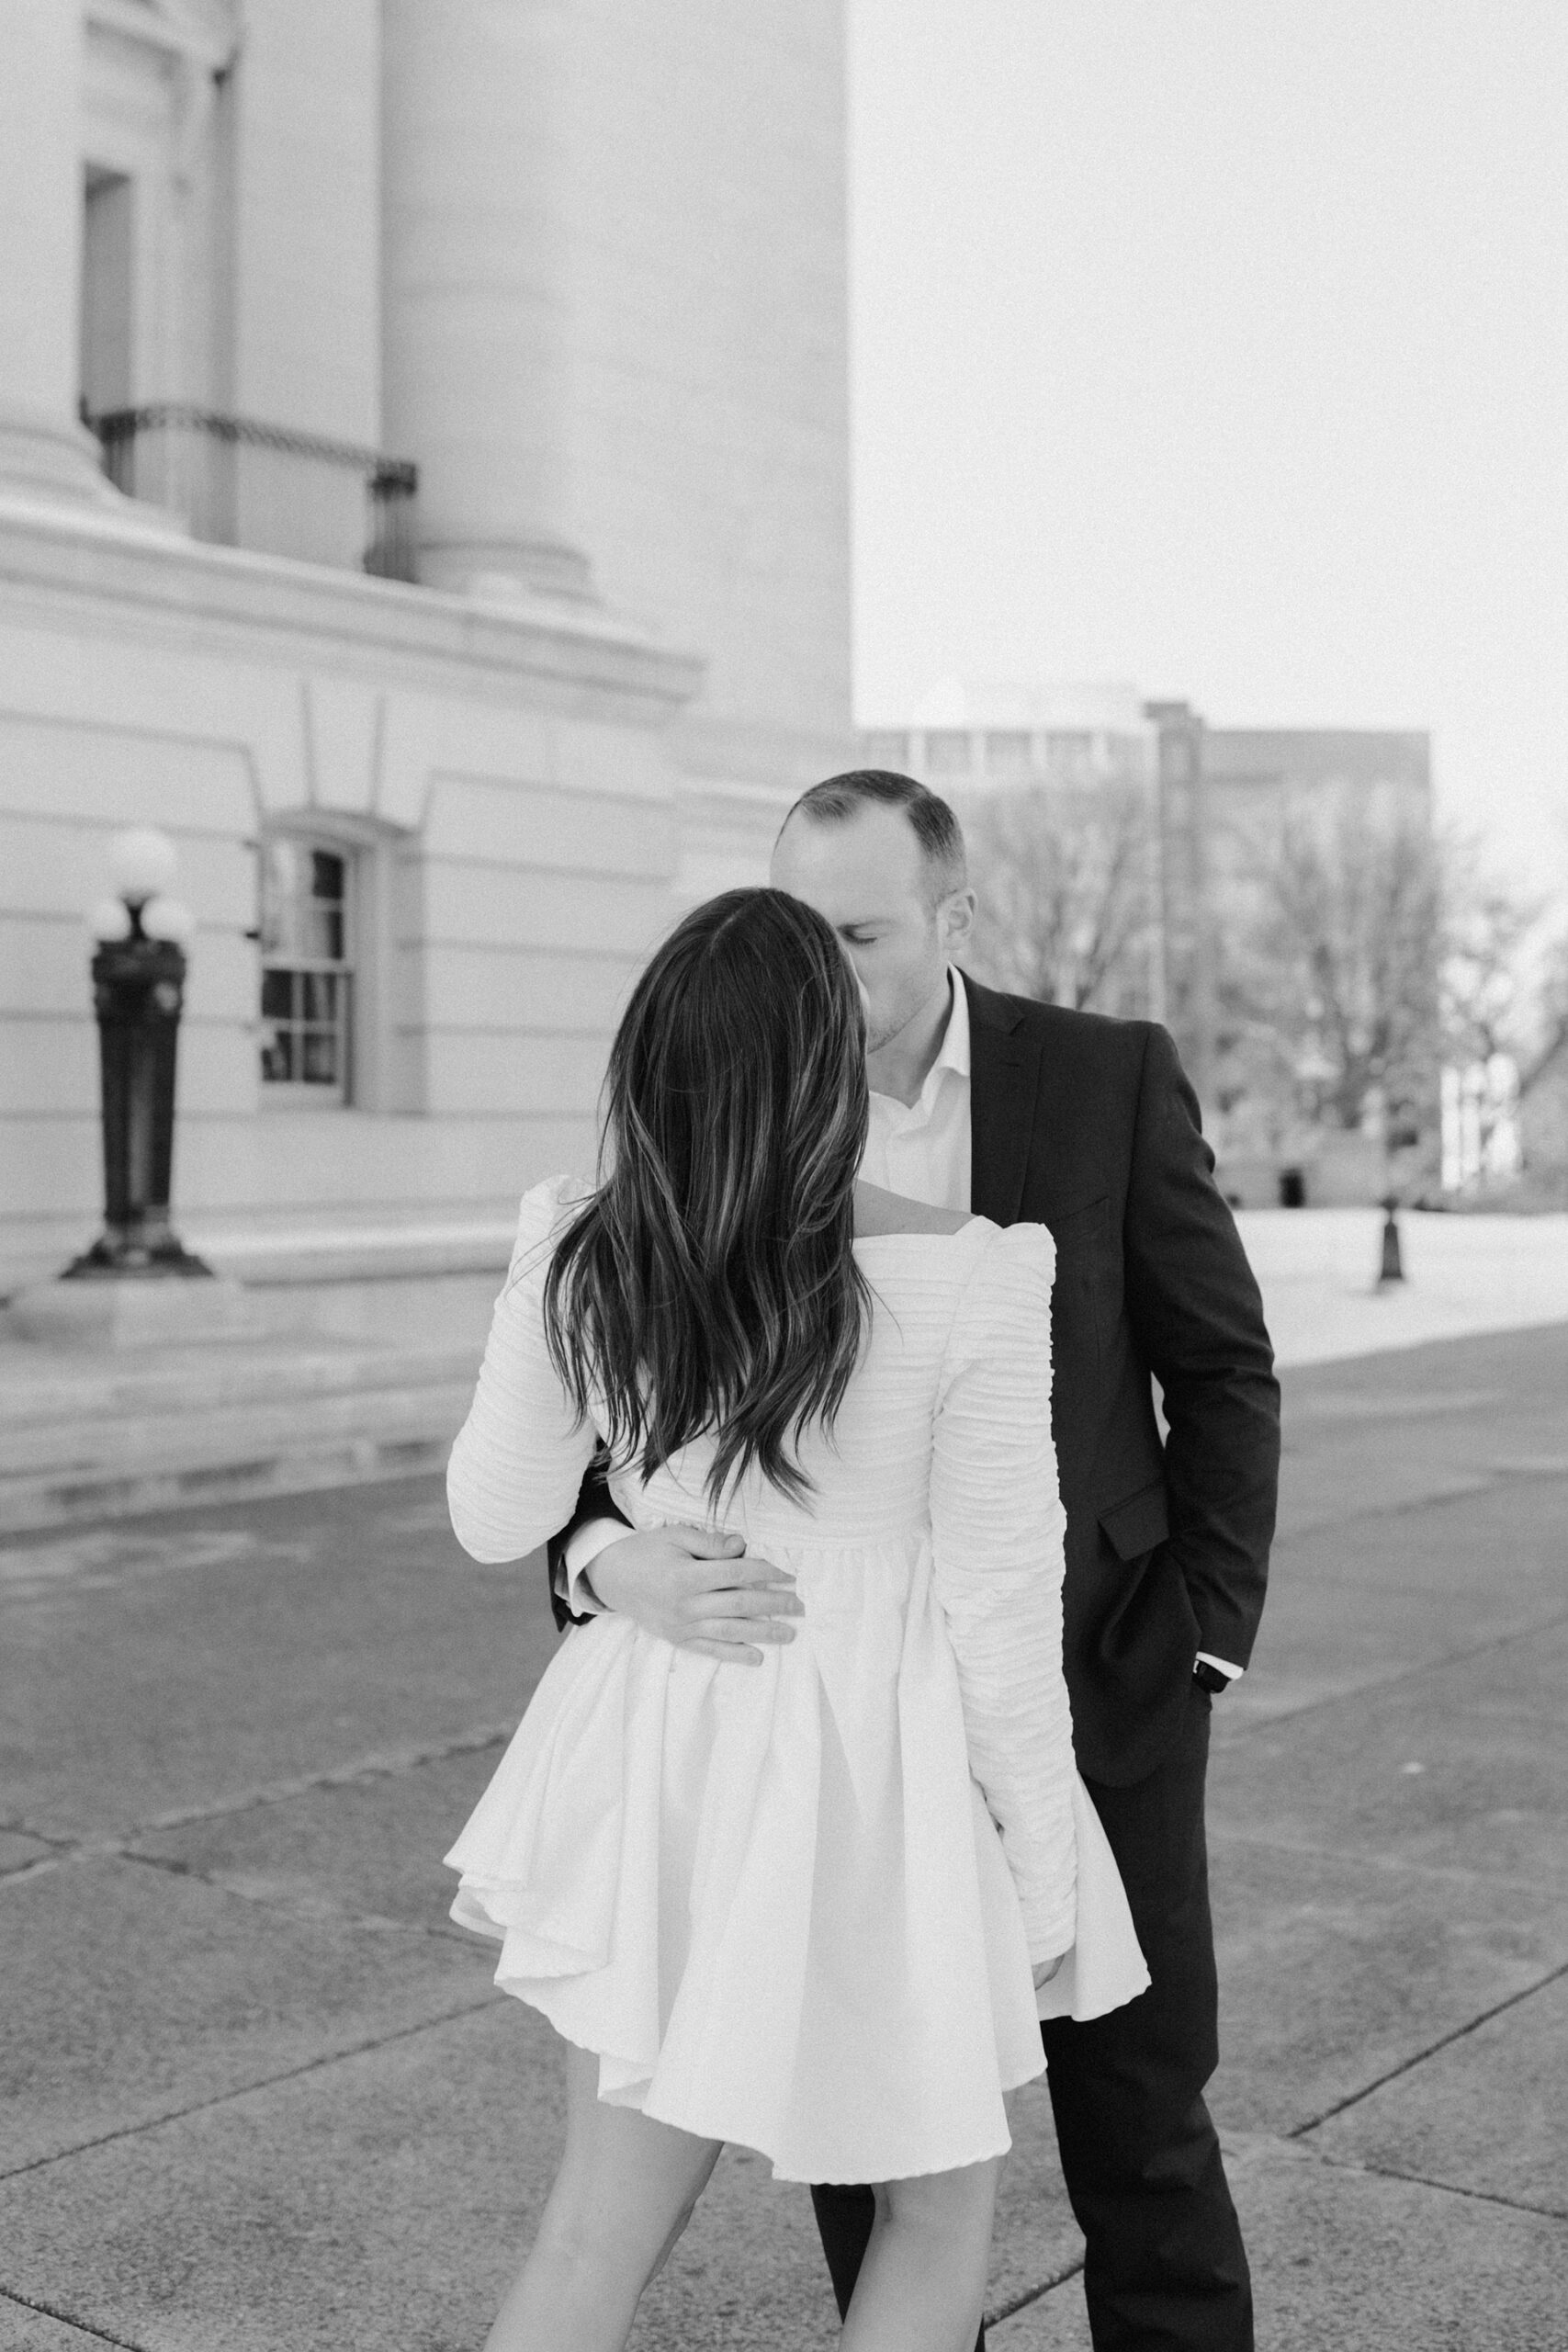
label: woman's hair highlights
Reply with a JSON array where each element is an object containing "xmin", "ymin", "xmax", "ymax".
[{"xmin": 541, "ymin": 888, "xmax": 872, "ymax": 1507}]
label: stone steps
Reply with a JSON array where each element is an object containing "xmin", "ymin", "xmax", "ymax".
[
  {"xmin": 0, "ymin": 1337, "xmax": 479, "ymax": 1433},
  {"xmin": 0, "ymin": 1335, "xmax": 481, "ymax": 1533}
]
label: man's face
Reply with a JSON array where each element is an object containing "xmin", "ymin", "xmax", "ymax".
[{"xmin": 770, "ymin": 803, "xmax": 973, "ymax": 1057}]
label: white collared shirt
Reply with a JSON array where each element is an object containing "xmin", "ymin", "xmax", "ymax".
[{"xmin": 861, "ymin": 967, "xmax": 972, "ymax": 1212}]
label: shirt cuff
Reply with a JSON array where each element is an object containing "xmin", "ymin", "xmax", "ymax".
[
  {"xmin": 557, "ymin": 1518, "xmax": 626, "ymax": 1616},
  {"xmin": 1195, "ymin": 1652, "xmax": 1244, "ymax": 1681}
]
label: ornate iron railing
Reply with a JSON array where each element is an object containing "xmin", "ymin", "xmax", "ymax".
[{"xmin": 88, "ymin": 404, "xmax": 419, "ymax": 582}]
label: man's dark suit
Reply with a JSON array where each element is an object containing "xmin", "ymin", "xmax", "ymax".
[{"xmin": 546, "ymin": 977, "xmax": 1280, "ymax": 2352}]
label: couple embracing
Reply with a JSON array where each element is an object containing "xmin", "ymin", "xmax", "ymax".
[{"xmin": 444, "ymin": 770, "xmax": 1280, "ymax": 2352}]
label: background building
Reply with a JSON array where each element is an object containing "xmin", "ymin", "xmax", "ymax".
[
  {"xmin": 861, "ymin": 685, "xmax": 1434, "ymax": 1203},
  {"xmin": 0, "ymin": 0, "xmax": 852, "ymax": 1296}
]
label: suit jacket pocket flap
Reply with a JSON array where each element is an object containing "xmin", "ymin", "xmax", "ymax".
[{"xmin": 1098, "ymin": 1480, "xmax": 1170, "ymax": 1561}]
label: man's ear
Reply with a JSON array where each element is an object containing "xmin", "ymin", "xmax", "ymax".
[{"xmin": 941, "ymin": 887, "xmax": 977, "ymax": 959}]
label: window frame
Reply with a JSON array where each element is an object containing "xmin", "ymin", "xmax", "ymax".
[{"xmin": 256, "ymin": 830, "xmax": 357, "ymax": 1109}]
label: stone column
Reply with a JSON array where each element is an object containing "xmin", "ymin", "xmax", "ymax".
[
  {"xmin": 0, "ymin": 0, "xmax": 118, "ymax": 506},
  {"xmin": 380, "ymin": 0, "xmax": 596, "ymax": 603}
]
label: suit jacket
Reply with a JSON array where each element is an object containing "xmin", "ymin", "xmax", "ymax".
[{"xmin": 544, "ymin": 978, "xmax": 1280, "ymax": 1786}]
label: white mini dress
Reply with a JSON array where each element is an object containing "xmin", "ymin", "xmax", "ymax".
[{"xmin": 445, "ymin": 1178, "xmax": 1148, "ymax": 2185}]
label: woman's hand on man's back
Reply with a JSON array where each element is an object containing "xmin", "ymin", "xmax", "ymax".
[{"xmin": 587, "ymin": 1526, "xmax": 804, "ymax": 1667}]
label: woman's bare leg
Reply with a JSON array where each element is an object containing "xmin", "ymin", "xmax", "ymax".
[
  {"xmin": 483, "ymin": 2040, "xmax": 723, "ymax": 2352},
  {"xmin": 839, "ymin": 2157, "xmax": 1001, "ymax": 2352}
]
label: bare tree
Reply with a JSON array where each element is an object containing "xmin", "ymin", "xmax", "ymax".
[
  {"xmin": 1440, "ymin": 850, "xmax": 1546, "ymax": 1071},
  {"xmin": 961, "ymin": 782, "xmax": 1157, "ymax": 1016},
  {"xmin": 1249, "ymin": 799, "xmax": 1442, "ymax": 1136},
  {"xmin": 1516, "ymin": 927, "xmax": 1568, "ymax": 1102}
]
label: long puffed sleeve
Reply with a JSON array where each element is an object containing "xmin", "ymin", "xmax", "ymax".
[
  {"xmin": 931, "ymin": 1222, "xmax": 1075, "ymax": 1962},
  {"xmin": 447, "ymin": 1178, "xmax": 602, "ymax": 1565}
]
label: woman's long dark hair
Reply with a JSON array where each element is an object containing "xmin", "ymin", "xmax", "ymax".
[{"xmin": 541, "ymin": 888, "xmax": 872, "ymax": 1506}]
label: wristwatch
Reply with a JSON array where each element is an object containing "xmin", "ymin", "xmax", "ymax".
[{"xmin": 1192, "ymin": 1659, "xmax": 1230, "ymax": 1697}]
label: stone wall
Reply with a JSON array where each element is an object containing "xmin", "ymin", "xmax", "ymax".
[
  {"xmin": 0, "ymin": 1, "xmax": 852, "ymax": 1295},
  {"xmin": 0, "ymin": 520, "xmax": 700, "ymax": 1291}
]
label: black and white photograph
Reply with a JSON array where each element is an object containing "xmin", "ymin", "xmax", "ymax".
[{"xmin": 1, "ymin": 4, "xmax": 1565, "ymax": 2347}]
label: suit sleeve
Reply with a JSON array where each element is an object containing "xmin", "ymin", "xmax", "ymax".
[
  {"xmin": 545, "ymin": 1463, "xmax": 633, "ymax": 1633},
  {"xmin": 1122, "ymin": 1025, "xmax": 1280, "ymax": 1669}
]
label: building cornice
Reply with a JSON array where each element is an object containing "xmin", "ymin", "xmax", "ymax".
[
  {"xmin": 85, "ymin": 0, "xmax": 241, "ymax": 74},
  {"xmin": 0, "ymin": 496, "xmax": 705, "ymax": 723}
]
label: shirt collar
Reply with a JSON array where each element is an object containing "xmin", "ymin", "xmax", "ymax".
[{"xmin": 934, "ymin": 966, "xmax": 972, "ymax": 1084}]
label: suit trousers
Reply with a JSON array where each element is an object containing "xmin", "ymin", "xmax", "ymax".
[{"xmin": 809, "ymin": 1681, "xmax": 1253, "ymax": 2352}]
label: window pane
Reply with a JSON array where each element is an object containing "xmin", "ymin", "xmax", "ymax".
[
  {"xmin": 300, "ymin": 971, "xmax": 338, "ymax": 1023},
  {"xmin": 305, "ymin": 906, "xmax": 344, "ymax": 961},
  {"xmin": 259, "ymin": 840, "xmax": 307, "ymax": 957},
  {"xmin": 310, "ymin": 850, "xmax": 345, "ymax": 902},
  {"xmin": 260, "ymin": 967, "xmax": 294, "ymax": 1020},
  {"xmin": 301, "ymin": 1029, "xmax": 339, "ymax": 1083},
  {"xmin": 261, "ymin": 1027, "xmax": 295, "ymax": 1082}
]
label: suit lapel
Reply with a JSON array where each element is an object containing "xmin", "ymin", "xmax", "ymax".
[{"xmin": 966, "ymin": 977, "xmax": 1043, "ymax": 1226}]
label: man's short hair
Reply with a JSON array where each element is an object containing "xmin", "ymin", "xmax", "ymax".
[{"xmin": 781, "ymin": 770, "xmax": 968, "ymax": 906}]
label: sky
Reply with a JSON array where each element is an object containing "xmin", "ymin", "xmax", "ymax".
[{"xmin": 847, "ymin": 0, "xmax": 1568, "ymax": 899}]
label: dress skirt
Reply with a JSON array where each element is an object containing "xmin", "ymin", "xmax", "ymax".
[{"xmin": 446, "ymin": 1532, "xmax": 1148, "ymax": 2185}]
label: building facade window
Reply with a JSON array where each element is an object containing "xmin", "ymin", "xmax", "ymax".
[
  {"xmin": 983, "ymin": 729, "xmax": 1033, "ymax": 777},
  {"xmin": 1045, "ymin": 729, "xmax": 1095, "ymax": 786},
  {"xmin": 258, "ymin": 838, "xmax": 355, "ymax": 1101},
  {"xmin": 923, "ymin": 729, "xmax": 974, "ymax": 775}
]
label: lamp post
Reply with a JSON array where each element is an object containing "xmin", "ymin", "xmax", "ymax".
[
  {"xmin": 1376, "ymin": 1122, "xmax": 1424, "ymax": 1291},
  {"xmin": 64, "ymin": 829, "xmax": 212, "ymax": 1281}
]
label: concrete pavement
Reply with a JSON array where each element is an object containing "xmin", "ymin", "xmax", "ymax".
[
  {"xmin": 1236, "ymin": 1204, "xmax": 1568, "ymax": 1369},
  {"xmin": 2, "ymin": 1322, "xmax": 1565, "ymax": 2348}
]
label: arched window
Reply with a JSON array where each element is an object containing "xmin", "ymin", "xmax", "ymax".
[{"xmin": 258, "ymin": 837, "xmax": 355, "ymax": 1101}]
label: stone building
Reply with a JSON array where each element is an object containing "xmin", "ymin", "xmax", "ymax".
[{"xmin": 0, "ymin": 0, "xmax": 852, "ymax": 1296}]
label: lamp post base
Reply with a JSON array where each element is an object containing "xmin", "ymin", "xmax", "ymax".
[
  {"xmin": 62, "ymin": 1230, "xmax": 215, "ymax": 1280},
  {"xmin": 5, "ymin": 1272, "xmax": 260, "ymax": 1349},
  {"xmin": 1377, "ymin": 1195, "xmax": 1406, "ymax": 1287}
]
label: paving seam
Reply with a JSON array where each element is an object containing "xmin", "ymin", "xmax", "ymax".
[
  {"xmin": 1268, "ymin": 1454, "xmax": 1568, "ymax": 1549},
  {"xmin": 104, "ymin": 1843, "xmax": 482, "ymax": 1944},
  {"xmin": 1287, "ymin": 1952, "xmax": 1568, "ymax": 2140},
  {"xmin": 984, "ymin": 2257, "xmax": 1087, "ymax": 2328},
  {"xmin": 1213, "ymin": 1600, "xmax": 1568, "ymax": 1747},
  {"xmin": 0, "ymin": 2283, "xmax": 148, "ymax": 2350},
  {"xmin": 1307, "ymin": 2146, "xmax": 1568, "ymax": 2223},
  {"xmin": 7, "ymin": 1578, "xmax": 1562, "ymax": 1870},
  {"xmin": 0, "ymin": 1993, "xmax": 502, "ymax": 2187},
  {"xmin": 1269, "ymin": 1473, "xmax": 1495, "ymax": 1540},
  {"xmin": 1204, "ymin": 1826, "xmax": 1568, "ymax": 1897},
  {"xmin": 0, "ymin": 1722, "xmax": 515, "ymax": 1886}
]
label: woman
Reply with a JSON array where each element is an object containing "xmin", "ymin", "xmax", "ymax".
[{"xmin": 445, "ymin": 888, "xmax": 1146, "ymax": 2352}]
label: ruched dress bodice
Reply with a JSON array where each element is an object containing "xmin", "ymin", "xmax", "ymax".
[{"xmin": 445, "ymin": 1178, "xmax": 1146, "ymax": 2182}]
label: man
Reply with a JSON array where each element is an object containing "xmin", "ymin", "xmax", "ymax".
[{"xmin": 546, "ymin": 772, "xmax": 1280, "ymax": 2350}]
